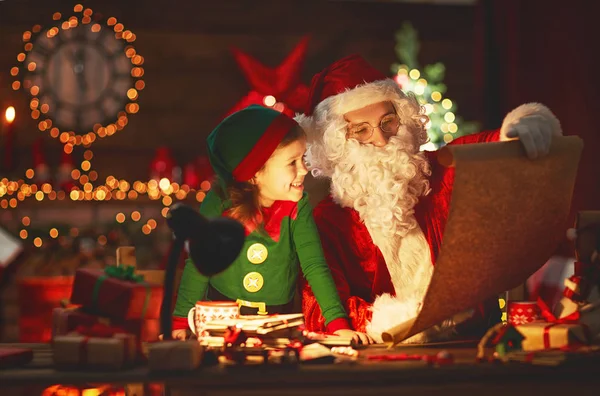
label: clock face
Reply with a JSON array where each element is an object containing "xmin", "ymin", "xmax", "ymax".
[{"xmin": 23, "ymin": 24, "xmax": 133, "ymax": 133}]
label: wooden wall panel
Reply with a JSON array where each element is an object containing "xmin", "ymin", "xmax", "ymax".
[{"xmin": 0, "ymin": 0, "xmax": 478, "ymax": 179}]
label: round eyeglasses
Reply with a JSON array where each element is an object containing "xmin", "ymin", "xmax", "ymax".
[{"xmin": 346, "ymin": 113, "xmax": 401, "ymax": 142}]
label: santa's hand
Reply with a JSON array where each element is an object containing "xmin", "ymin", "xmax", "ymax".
[
  {"xmin": 500, "ymin": 103, "xmax": 562, "ymax": 160},
  {"xmin": 504, "ymin": 115, "xmax": 556, "ymax": 159},
  {"xmin": 333, "ymin": 329, "xmax": 375, "ymax": 345}
]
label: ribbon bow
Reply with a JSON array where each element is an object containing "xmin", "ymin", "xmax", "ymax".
[
  {"xmin": 537, "ymin": 297, "xmax": 580, "ymax": 324},
  {"xmin": 104, "ymin": 265, "xmax": 144, "ymax": 283}
]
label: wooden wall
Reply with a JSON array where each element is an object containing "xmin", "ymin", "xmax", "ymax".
[{"xmin": 0, "ymin": 0, "xmax": 479, "ymax": 181}]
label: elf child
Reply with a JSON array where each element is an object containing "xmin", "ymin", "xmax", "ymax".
[{"xmin": 172, "ymin": 105, "xmax": 371, "ymax": 344}]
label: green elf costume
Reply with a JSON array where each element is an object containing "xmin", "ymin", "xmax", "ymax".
[{"xmin": 172, "ymin": 105, "xmax": 351, "ymax": 333}]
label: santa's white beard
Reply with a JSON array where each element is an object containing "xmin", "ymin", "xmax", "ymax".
[{"xmin": 330, "ymin": 136, "xmax": 453, "ymax": 343}]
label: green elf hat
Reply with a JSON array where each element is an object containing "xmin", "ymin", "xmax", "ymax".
[{"xmin": 207, "ymin": 105, "xmax": 299, "ymax": 183}]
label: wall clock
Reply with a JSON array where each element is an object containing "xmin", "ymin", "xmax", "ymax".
[{"xmin": 12, "ymin": 6, "xmax": 143, "ymax": 146}]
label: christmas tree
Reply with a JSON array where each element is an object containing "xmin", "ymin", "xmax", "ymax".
[{"xmin": 391, "ymin": 22, "xmax": 479, "ymax": 149}]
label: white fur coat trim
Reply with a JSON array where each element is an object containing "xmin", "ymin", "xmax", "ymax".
[{"xmin": 500, "ymin": 102, "xmax": 563, "ymax": 140}]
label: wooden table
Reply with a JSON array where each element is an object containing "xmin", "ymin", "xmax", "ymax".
[{"xmin": 2, "ymin": 342, "xmax": 599, "ymax": 396}]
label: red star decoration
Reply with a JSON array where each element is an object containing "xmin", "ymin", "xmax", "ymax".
[{"xmin": 225, "ymin": 36, "xmax": 310, "ymax": 118}]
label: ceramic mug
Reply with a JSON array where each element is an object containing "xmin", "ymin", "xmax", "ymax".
[
  {"xmin": 507, "ymin": 301, "xmax": 541, "ymax": 326},
  {"xmin": 187, "ymin": 301, "xmax": 240, "ymax": 339}
]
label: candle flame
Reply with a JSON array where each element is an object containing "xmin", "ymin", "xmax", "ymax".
[{"xmin": 5, "ymin": 106, "xmax": 15, "ymax": 123}]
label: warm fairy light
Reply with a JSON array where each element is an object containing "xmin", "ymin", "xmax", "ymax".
[
  {"xmin": 127, "ymin": 190, "xmax": 138, "ymax": 200},
  {"xmin": 1, "ymin": 200, "xmax": 8, "ymax": 209},
  {"xmin": 107, "ymin": 17, "xmax": 117, "ymax": 26},
  {"xmin": 71, "ymin": 169, "xmax": 81, "ymax": 179},
  {"xmin": 10, "ymin": 67, "xmax": 18, "ymax": 76},
  {"xmin": 409, "ymin": 69, "xmax": 420, "ymax": 80},
  {"xmin": 91, "ymin": 24, "xmax": 101, "ymax": 33},
  {"xmin": 74, "ymin": 4, "xmax": 83, "ymax": 12},
  {"xmin": 22, "ymin": 216, "xmax": 30, "ymax": 226},
  {"xmin": 142, "ymin": 225, "xmax": 151, "ymax": 235},
  {"xmin": 52, "ymin": 12, "xmax": 62, "ymax": 20},
  {"xmin": 5, "ymin": 107, "xmax": 15, "ymax": 123},
  {"xmin": 33, "ymin": 237, "xmax": 42, "ymax": 247},
  {"xmin": 263, "ymin": 95, "xmax": 276, "ymax": 107},
  {"xmin": 83, "ymin": 150, "xmax": 93, "ymax": 160},
  {"xmin": 49, "ymin": 228, "xmax": 59, "ymax": 238},
  {"xmin": 161, "ymin": 207, "xmax": 169, "ymax": 218},
  {"xmin": 81, "ymin": 161, "xmax": 91, "ymax": 171},
  {"xmin": 443, "ymin": 134, "xmax": 453, "ymax": 144},
  {"xmin": 159, "ymin": 178, "xmax": 171, "ymax": 191},
  {"xmin": 35, "ymin": 191, "xmax": 44, "ymax": 201},
  {"xmin": 162, "ymin": 196, "xmax": 172, "ymax": 206},
  {"xmin": 147, "ymin": 219, "xmax": 157, "ymax": 229},
  {"xmin": 9, "ymin": 198, "xmax": 17, "ymax": 208},
  {"xmin": 127, "ymin": 88, "xmax": 138, "ymax": 100},
  {"xmin": 196, "ymin": 191, "xmax": 206, "ymax": 202},
  {"xmin": 116, "ymin": 213, "xmax": 126, "ymax": 223},
  {"xmin": 119, "ymin": 180, "xmax": 130, "ymax": 192},
  {"xmin": 70, "ymin": 190, "xmax": 79, "ymax": 200},
  {"xmin": 448, "ymin": 123, "xmax": 458, "ymax": 133},
  {"xmin": 441, "ymin": 123, "xmax": 449, "ymax": 133},
  {"xmin": 20, "ymin": 230, "xmax": 28, "ymax": 239},
  {"xmin": 200, "ymin": 181, "xmax": 211, "ymax": 191},
  {"xmin": 42, "ymin": 183, "xmax": 52, "ymax": 194},
  {"xmin": 131, "ymin": 211, "xmax": 141, "ymax": 222},
  {"xmin": 441, "ymin": 99, "xmax": 452, "ymax": 110},
  {"xmin": 444, "ymin": 112, "xmax": 455, "ymax": 123}
]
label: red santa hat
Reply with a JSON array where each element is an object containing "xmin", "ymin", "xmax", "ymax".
[{"xmin": 303, "ymin": 54, "xmax": 402, "ymax": 117}]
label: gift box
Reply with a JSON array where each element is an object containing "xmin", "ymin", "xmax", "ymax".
[
  {"xmin": 70, "ymin": 267, "xmax": 163, "ymax": 320},
  {"xmin": 53, "ymin": 307, "xmax": 160, "ymax": 341},
  {"xmin": 53, "ymin": 326, "xmax": 137, "ymax": 370},
  {"xmin": 517, "ymin": 301, "xmax": 600, "ymax": 351},
  {"xmin": 147, "ymin": 340, "xmax": 203, "ymax": 371}
]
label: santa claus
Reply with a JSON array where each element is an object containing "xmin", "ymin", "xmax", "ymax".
[{"xmin": 296, "ymin": 54, "xmax": 563, "ymax": 343}]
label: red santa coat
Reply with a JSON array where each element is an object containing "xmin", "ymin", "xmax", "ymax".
[{"xmin": 302, "ymin": 129, "xmax": 503, "ymax": 335}]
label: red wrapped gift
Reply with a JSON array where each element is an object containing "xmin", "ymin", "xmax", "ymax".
[
  {"xmin": 52, "ymin": 307, "xmax": 160, "ymax": 343},
  {"xmin": 70, "ymin": 267, "xmax": 163, "ymax": 320}
]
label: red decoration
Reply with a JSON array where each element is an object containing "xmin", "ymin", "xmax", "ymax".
[
  {"xmin": 149, "ymin": 147, "xmax": 176, "ymax": 182},
  {"xmin": 183, "ymin": 156, "xmax": 214, "ymax": 189},
  {"xmin": 32, "ymin": 138, "xmax": 51, "ymax": 186},
  {"xmin": 225, "ymin": 36, "xmax": 310, "ymax": 118},
  {"xmin": 56, "ymin": 149, "xmax": 75, "ymax": 192}
]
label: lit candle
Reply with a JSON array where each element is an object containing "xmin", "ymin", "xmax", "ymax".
[{"xmin": 2, "ymin": 106, "xmax": 16, "ymax": 171}]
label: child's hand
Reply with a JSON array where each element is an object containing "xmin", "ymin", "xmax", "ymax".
[
  {"xmin": 172, "ymin": 329, "xmax": 189, "ymax": 340},
  {"xmin": 158, "ymin": 329, "xmax": 189, "ymax": 341},
  {"xmin": 333, "ymin": 329, "xmax": 375, "ymax": 345}
]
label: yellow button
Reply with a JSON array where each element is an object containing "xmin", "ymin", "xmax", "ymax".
[
  {"xmin": 243, "ymin": 272, "xmax": 264, "ymax": 293},
  {"xmin": 247, "ymin": 243, "xmax": 268, "ymax": 264}
]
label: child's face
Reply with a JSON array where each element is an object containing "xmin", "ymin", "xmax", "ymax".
[{"xmin": 254, "ymin": 138, "xmax": 308, "ymax": 207}]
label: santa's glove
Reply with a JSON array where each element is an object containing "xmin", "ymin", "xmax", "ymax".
[{"xmin": 500, "ymin": 103, "xmax": 563, "ymax": 159}]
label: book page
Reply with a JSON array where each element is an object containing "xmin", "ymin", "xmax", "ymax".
[
  {"xmin": 382, "ymin": 136, "xmax": 583, "ymax": 344},
  {"xmin": 0, "ymin": 226, "xmax": 22, "ymax": 268}
]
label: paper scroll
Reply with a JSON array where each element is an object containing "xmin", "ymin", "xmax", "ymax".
[{"xmin": 382, "ymin": 136, "xmax": 583, "ymax": 344}]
